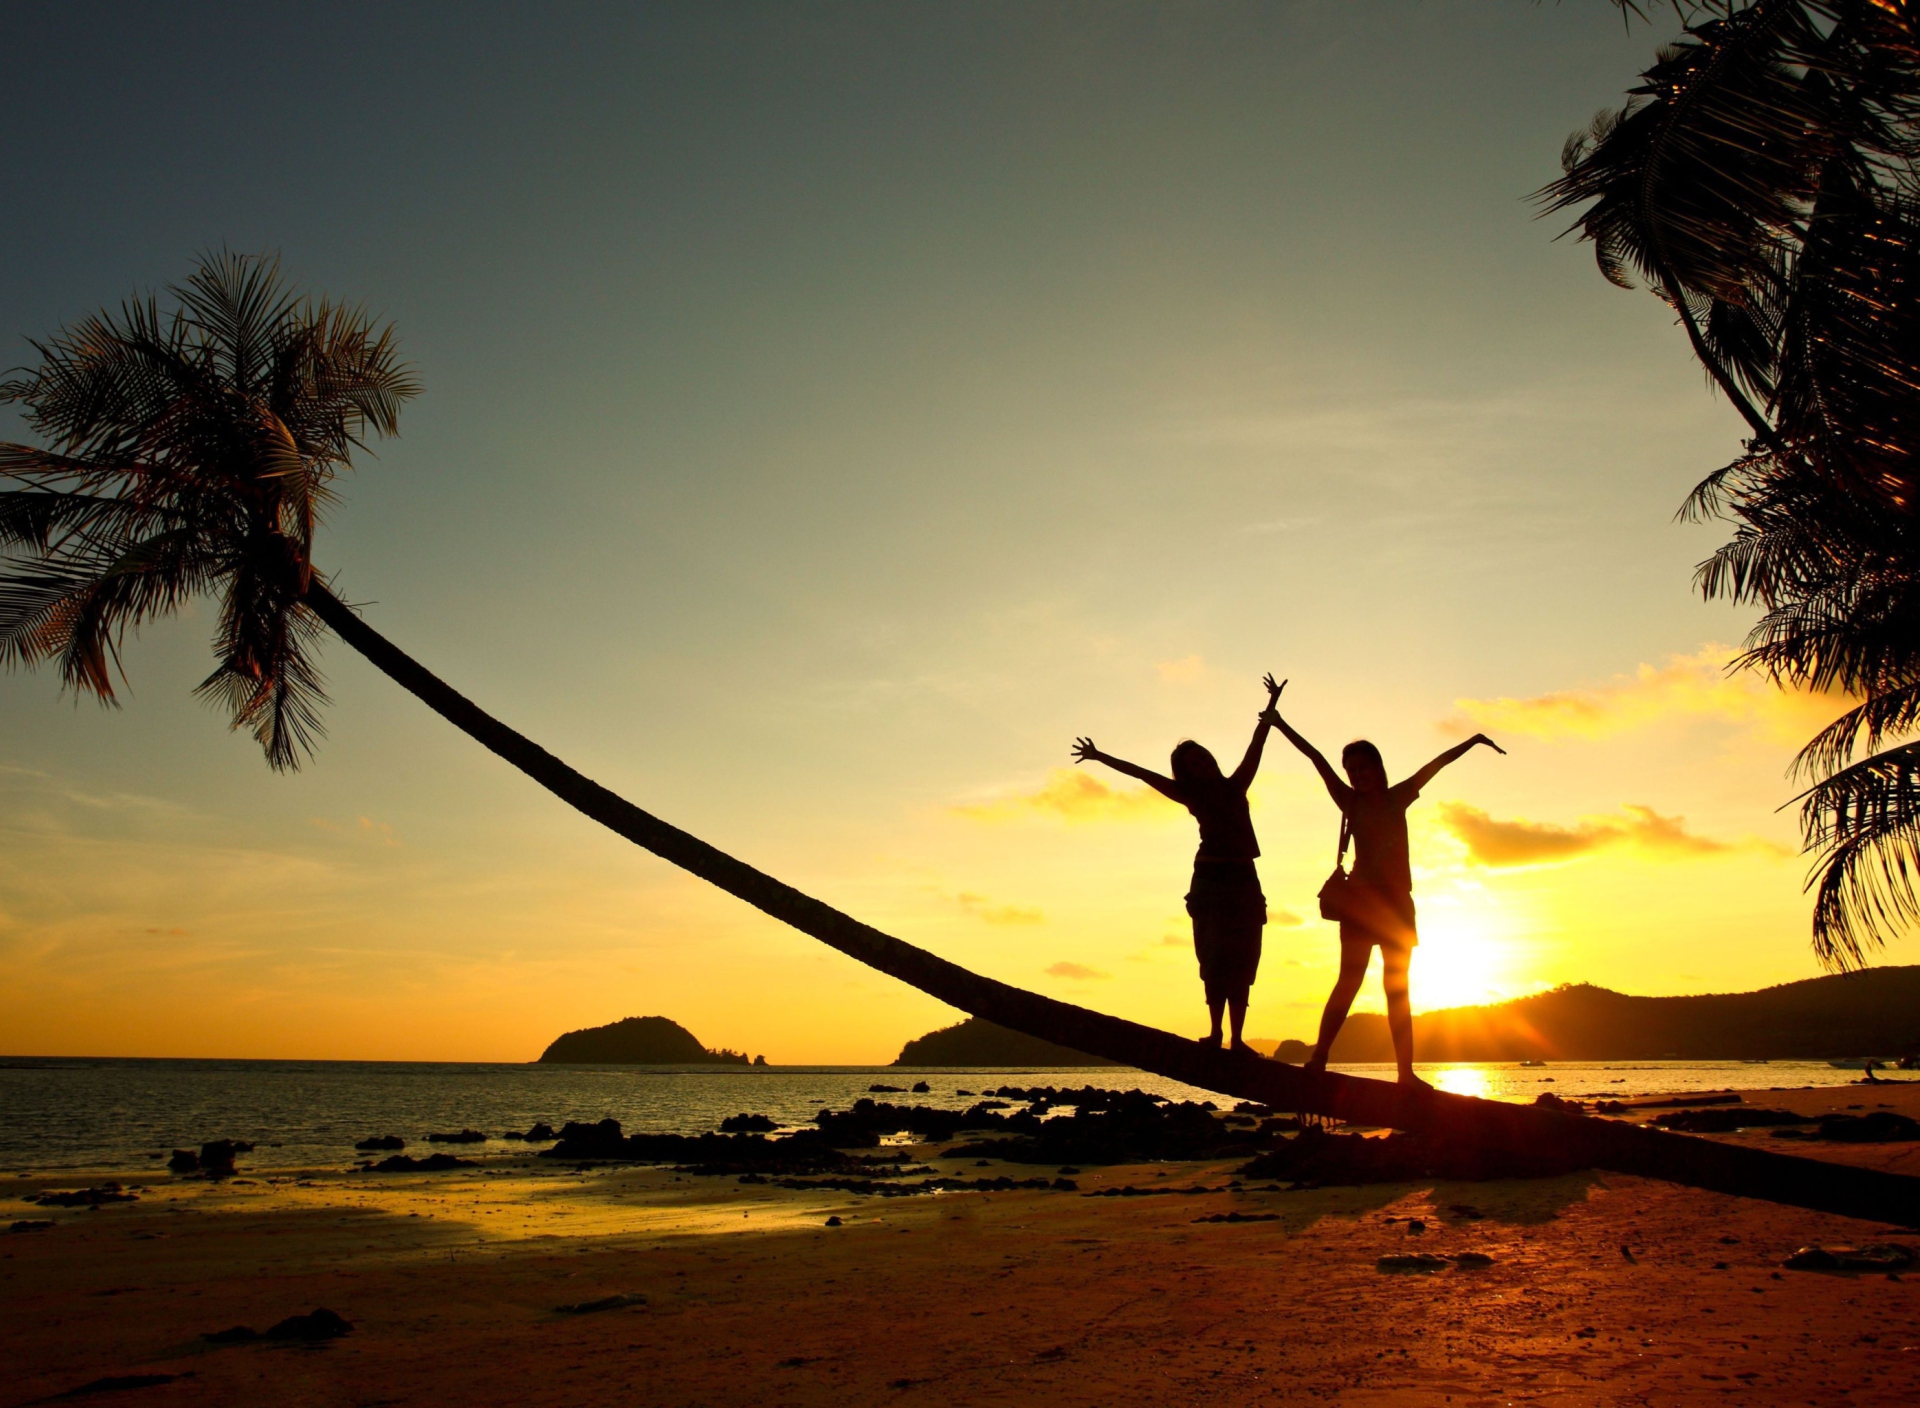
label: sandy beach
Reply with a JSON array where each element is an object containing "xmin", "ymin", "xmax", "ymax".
[{"xmin": 7, "ymin": 1081, "xmax": 1920, "ymax": 1406}]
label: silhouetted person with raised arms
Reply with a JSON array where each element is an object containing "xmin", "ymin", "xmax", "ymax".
[
  {"xmin": 1072, "ymin": 675, "xmax": 1283, "ymax": 1051},
  {"xmin": 1262, "ymin": 677, "xmax": 1504, "ymax": 1087}
]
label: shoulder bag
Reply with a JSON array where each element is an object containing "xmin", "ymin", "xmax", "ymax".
[{"xmin": 1317, "ymin": 814, "xmax": 1355, "ymax": 923}]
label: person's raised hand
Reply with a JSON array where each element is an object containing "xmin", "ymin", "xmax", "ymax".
[
  {"xmin": 1263, "ymin": 672, "xmax": 1287, "ymax": 704},
  {"xmin": 1471, "ymin": 733, "xmax": 1507, "ymax": 755},
  {"xmin": 1071, "ymin": 736, "xmax": 1100, "ymax": 764}
]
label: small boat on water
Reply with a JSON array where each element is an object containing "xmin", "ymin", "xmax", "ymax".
[{"xmin": 1517, "ymin": 1059, "xmax": 1547, "ymax": 1068}]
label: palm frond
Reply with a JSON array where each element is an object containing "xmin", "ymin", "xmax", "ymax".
[
  {"xmin": 0, "ymin": 252, "xmax": 415, "ymax": 765},
  {"xmin": 1799, "ymin": 739, "xmax": 1920, "ymax": 967}
]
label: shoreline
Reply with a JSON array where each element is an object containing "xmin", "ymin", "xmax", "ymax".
[{"xmin": 7, "ymin": 1082, "xmax": 1920, "ymax": 1405}]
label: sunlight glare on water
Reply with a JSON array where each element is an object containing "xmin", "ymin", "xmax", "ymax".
[{"xmin": 1429, "ymin": 1065, "xmax": 1493, "ymax": 1100}]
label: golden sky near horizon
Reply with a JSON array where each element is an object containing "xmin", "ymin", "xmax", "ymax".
[{"xmin": 1, "ymin": 4, "xmax": 1900, "ymax": 1063}]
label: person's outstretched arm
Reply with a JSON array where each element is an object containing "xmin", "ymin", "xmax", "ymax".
[
  {"xmin": 1230, "ymin": 674, "xmax": 1287, "ymax": 789},
  {"xmin": 1260, "ymin": 692, "xmax": 1351, "ymax": 806},
  {"xmin": 1401, "ymin": 733, "xmax": 1506, "ymax": 795},
  {"xmin": 1071, "ymin": 737, "xmax": 1184, "ymax": 802}
]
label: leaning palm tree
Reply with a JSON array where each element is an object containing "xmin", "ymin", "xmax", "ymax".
[
  {"xmin": 0, "ymin": 251, "xmax": 1237, "ymax": 1088},
  {"xmin": 1543, "ymin": 0, "xmax": 1920, "ymax": 966}
]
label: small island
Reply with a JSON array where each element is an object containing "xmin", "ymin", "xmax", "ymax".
[
  {"xmin": 537, "ymin": 1015, "xmax": 766, "ymax": 1065},
  {"xmin": 893, "ymin": 1017, "xmax": 1119, "ymax": 1067}
]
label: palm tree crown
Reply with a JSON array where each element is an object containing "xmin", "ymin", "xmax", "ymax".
[
  {"xmin": 1546, "ymin": 1, "xmax": 1920, "ymax": 966},
  {"xmin": 0, "ymin": 252, "xmax": 416, "ymax": 768}
]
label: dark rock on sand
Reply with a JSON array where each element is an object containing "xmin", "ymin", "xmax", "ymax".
[
  {"xmin": 197, "ymin": 1140, "xmax": 254, "ymax": 1177},
  {"xmin": 1772, "ymin": 1111, "xmax": 1920, "ymax": 1142},
  {"xmin": 1194, "ymin": 1211, "xmax": 1281, "ymax": 1223},
  {"xmin": 167, "ymin": 1149, "xmax": 199, "ymax": 1173},
  {"xmin": 543, "ymin": 1118, "xmax": 860, "ymax": 1173},
  {"xmin": 354, "ymin": 1135, "xmax": 405, "ymax": 1151},
  {"xmin": 775, "ymin": 1174, "xmax": 1069, "ymax": 1197},
  {"xmin": 503, "ymin": 1123, "xmax": 557, "ymax": 1141},
  {"xmin": 33, "ymin": 1184, "xmax": 137, "ymax": 1208},
  {"xmin": 911, "ymin": 1081, "xmax": 931, "ymax": 1093},
  {"xmin": 1649, "ymin": 1107, "xmax": 1812, "ymax": 1133},
  {"xmin": 266, "ymin": 1308, "xmax": 353, "ymax": 1340},
  {"xmin": 940, "ymin": 1092, "xmax": 1263, "ymax": 1165},
  {"xmin": 427, "ymin": 1129, "xmax": 488, "ymax": 1144},
  {"xmin": 204, "ymin": 1325, "xmax": 259, "ymax": 1343},
  {"xmin": 867, "ymin": 1084, "xmax": 906, "ymax": 1093},
  {"xmin": 1784, "ymin": 1244, "xmax": 1916, "ymax": 1271},
  {"xmin": 1817, "ymin": 1111, "xmax": 1920, "ymax": 1142},
  {"xmin": 1378, "ymin": 1254, "xmax": 1451, "ymax": 1272},
  {"xmin": 9, "ymin": 1219, "xmax": 54, "ymax": 1233},
  {"xmin": 555, "ymin": 1292, "xmax": 646, "ymax": 1315},
  {"xmin": 719, "ymin": 1113, "xmax": 777, "ymax": 1133},
  {"xmin": 360, "ymin": 1153, "xmax": 475, "ymax": 1172}
]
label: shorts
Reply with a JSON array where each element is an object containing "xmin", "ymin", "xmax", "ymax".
[
  {"xmin": 1338, "ymin": 880, "xmax": 1417, "ymax": 951},
  {"xmin": 1186, "ymin": 861, "xmax": 1266, "ymax": 1003}
]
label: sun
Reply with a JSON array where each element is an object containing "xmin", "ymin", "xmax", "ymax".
[{"xmin": 1403, "ymin": 888, "xmax": 1524, "ymax": 1014}]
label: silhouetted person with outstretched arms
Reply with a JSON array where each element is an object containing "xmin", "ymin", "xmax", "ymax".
[
  {"xmin": 1072, "ymin": 675, "xmax": 1284, "ymax": 1050},
  {"xmin": 1262, "ymin": 676, "xmax": 1504, "ymax": 1087}
]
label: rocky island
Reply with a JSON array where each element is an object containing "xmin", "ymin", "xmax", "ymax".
[
  {"xmin": 536, "ymin": 1016, "xmax": 765, "ymax": 1065},
  {"xmin": 892, "ymin": 1016, "xmax": 1118, "ymax": 1067}
]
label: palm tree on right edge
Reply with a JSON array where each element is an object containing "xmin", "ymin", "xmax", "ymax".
[{"xmin": 1543, "ymin": 0, "xmax": 1920, "ymax": 969}]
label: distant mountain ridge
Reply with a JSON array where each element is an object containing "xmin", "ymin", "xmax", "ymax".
[
  {"xmin": 893, "ymin": 1017, "xmax": 1119, "ymax": 1067},
  {"xmin": 1309, "ymin": 967, "xmax": 1920, "ymax": 1063},
  {"xmin": 537, "ymin": 1016, "xmax": 763, "ymax": 1065}
]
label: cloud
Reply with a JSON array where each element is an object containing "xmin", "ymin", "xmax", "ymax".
[
  {"xmin": 1441, "ymin": 645, "xmax": 1847, "ymax": 745},
  {"xmin": 953, "ymin": 769, "xmax": 1174, "ymax": 823},
  {"xmin": 1268, "ymin": 908, "xmax": 1305, "ymax": 928},
  {"xmin": 1156, "ymin": 654, "xmax": 1207, "ymax": 684},
  {"xmin": 1044, "ymin": 961, "xmax": 1110, "ymax": 981},
  {"xmin": 1438, "ymin": 802, "xmax": 1772, "ymax": 868},
  {"xmin": 952, "ymin": 892, "xmax": 1043, "ymax": 926}
]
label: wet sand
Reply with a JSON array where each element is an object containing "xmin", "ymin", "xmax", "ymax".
[{"xmin": 7, "ymin": 1081, "xmax": 1920, "ymax": 1406}]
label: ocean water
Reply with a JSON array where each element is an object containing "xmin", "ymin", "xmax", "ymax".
[{"xmin": 0, "ymin": 1056, "xmax": 1881, "ymax": 1176}]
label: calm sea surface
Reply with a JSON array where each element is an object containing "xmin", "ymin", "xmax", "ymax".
[{"xmin": 0, "ymin": 1057, "xmax": 1882, "ymax": 1175}]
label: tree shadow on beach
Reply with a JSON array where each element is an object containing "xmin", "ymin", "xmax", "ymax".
[
  {"xmin": 1425, "ymin": 1172, "xmax": 1603, "ymax": 1226},
  {"xmin": 1276, "ymin": 1171, "xmax": 1599, "ymax": 1235}
]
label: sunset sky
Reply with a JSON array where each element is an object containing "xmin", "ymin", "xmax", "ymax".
[{"xmin": 0, "ymin": 3, "xmax": 1872, "ymax": 1064}]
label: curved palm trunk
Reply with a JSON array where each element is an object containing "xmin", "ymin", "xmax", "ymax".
[
  {"xmin": 1653, "ymin": 267, "xmax": 1782, "ymax": 450},
  {"xmin": 306, "ymin": 582, "xmax": 1920, "ymax": 1228}
]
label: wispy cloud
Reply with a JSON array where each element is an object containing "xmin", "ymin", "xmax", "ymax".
[
  {"xmin": 1438, "ymin": 802, "xmax": 1782, "ymax": 868},
  {"xmin": 1044, "ymin": 961, "xmax": 1110, "ymax": 981},
  {"xmin": 952, "ymin": 892, "xmax": 1043, "ymax": 926},
  {"xmin": 311, "ymin": 816, "xmax": 401, "ymax": 848},
  {"xmin": 1156, "ymin": 654, "xmax": 1207, "ymax": 685},
  {"xmin": 953, "ymin": 768, "xmax": 1174, "ymax": 824},
  {"xmin": 1268, "ymin": 908, "xmax": 1305, "ymax": 927},
  {"xmin": 1442, "ymin": 645, "xmax": 1847, "ymax": 745}
]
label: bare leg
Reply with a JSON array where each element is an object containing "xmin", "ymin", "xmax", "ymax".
[
  {"xmin": 1206, "ymin": 997, "xmax": 1225, "ymax": 1048},
  {"xmin": 1382, "ymin": 946, "xmax": 1426, "ymax": 1087},
  {"xmin": 1228, "ymin": 996, "xmax": 1249, "ymax": 1051},
  {"xmin": 1306, "ymin": 941, "xmax": 1371, "ymax": 1072}
]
